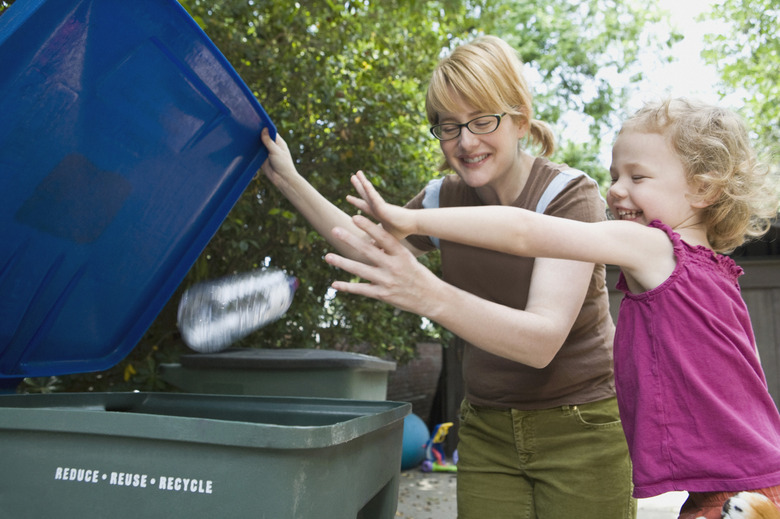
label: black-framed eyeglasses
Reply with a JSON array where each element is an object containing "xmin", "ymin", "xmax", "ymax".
[{"xmin": 430, "ymin": 113, "xmax": 506, "ymax": 141}]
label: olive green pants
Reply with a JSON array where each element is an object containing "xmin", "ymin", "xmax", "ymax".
[{"xmin": 457, "ymin": 397, "xmax": 636, "ymax": 519}]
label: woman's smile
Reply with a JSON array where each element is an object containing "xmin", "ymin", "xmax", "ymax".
[{"xmin": 461, "ymin": 153, "xmax": 490, "ymax": 165}]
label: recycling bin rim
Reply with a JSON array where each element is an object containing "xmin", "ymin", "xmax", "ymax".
[
  {"xmin": 178, "ymin": 348, "xmax": 397, "ymax": 372},
  {"xmin": 0, "ymin": 392, "xmax": 411, "ymax": 450}
]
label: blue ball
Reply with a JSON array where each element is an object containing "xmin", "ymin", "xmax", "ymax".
[{"xmin": 401, "ymin": 413, "xmax": 429, "ymax": 470}]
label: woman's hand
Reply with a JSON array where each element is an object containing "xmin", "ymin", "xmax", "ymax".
[
  {"xmin": 260, "ymin": 128, "xmax": 298, "ymax": 189},
  {"xmin": 346, "ymin": 171, "xmax": 417, "ymax": 242},
  {"xmin": 325, "ymin": 214, "xmax": 436, "ymax": 316}
]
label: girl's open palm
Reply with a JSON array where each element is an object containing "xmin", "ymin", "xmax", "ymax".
[{"xmin": 346, "ymin": 171, "xmax": 415, "ymax": 241}]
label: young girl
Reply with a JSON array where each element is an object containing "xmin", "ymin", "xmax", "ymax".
[
  {"xmin": 262, "ymin": 35, "xmax": 634, "ymax": 518},
  {"xmin": 325, "ymin": 98, "xmax": 780, "ymax": 519}
]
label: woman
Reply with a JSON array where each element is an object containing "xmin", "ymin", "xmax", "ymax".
[{"xmin": 261, "ymin": 35, "xmax": 634, "ymax": 518}]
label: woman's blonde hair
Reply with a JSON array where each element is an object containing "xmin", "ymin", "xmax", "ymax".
[
  {"xmin": 425, "ymin": 35, "xmax": 555, "ymax": 169},
  {"xmin": 622, "ymin": 98, "xmax": 778, "ymax": 253}
]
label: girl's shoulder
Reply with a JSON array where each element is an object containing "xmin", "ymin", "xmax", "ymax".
[{"xmin": 648, "ymin": 220, "xmax": 743, "ymax": 282}]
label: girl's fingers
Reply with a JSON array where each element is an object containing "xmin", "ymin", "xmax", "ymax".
[
  {"xmin": 351, "ymin": 172, "xmax": 387, "ymax": 211},
  {"xmin": 345, "ymin": 194, "xmax": 372, "ymax": 215},
  {"xmin": 348, "ymin": 172, "xmax": 378, "ymax": 217},
  {"xmin": 351, "ymin": 214, "xmax": 404, "ymax": 253},
  {"xmin": 354, "ymin": 172, "xmax": 380, "ymax": 205},
  {"xmin": 330, "ymin": 223, "xmax": 391, "ymax": 266},
  {"xmin": 350, "ymin": 172, "xmax": 369, "ymax": 198}
]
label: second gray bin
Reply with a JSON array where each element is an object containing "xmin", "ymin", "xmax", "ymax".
[{"xmin": 160, "ymin": 348, "xmax": 396, "ymax": 400}]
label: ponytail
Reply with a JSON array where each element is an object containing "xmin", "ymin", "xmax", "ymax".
[{"xmin": 528, "ymin": 119, "xmax": 555, "ymax": 157}]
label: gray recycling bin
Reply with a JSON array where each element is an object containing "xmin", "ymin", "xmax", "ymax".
[
  {"xmin": 160, "ymin": 348, "xmax": 396, "ymax": 400},
  {"xmin": 0, "ymin": 392, "xmax": 410, "ymax": 518},
  {"xmin": 0, "ymin": 2, "xmax": 410, "ymax": 518}
]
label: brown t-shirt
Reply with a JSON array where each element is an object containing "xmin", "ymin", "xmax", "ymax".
[{"xmin": 405, "ymin": 157, "xmax": 615, "ymax": 410}]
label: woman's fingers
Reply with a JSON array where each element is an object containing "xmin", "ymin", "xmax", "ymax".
[
  {"xmin": 351, "ymin": 214, "xmax": 407, "ymax": 253},
  {"xmin": 326, "ymin": 215, "xmax": 432, "ymax": 316}
]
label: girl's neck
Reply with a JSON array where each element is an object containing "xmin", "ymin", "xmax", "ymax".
[{"xmin": 672, "ymin": 220, "xmax": 713, "ymax": 251}]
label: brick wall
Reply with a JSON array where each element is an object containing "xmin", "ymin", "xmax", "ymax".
[{"xmin": 386, "ymin": 342, "xmax": 442, "ymax": 426}]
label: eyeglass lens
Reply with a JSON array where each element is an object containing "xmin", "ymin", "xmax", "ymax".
[{"xmin": 432, "ymin": 114, "xmax": 502, "ymax": 140}]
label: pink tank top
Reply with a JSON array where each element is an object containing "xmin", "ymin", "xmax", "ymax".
[{"xmin": 614, "ymin": 220, "xmax": 780, "ymax": 498}]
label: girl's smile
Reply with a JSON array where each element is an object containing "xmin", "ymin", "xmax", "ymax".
[{"xmin": 612, "ymin": 207, "xmax": 643, "ymax": 221}]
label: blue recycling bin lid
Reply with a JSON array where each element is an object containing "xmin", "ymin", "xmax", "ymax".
[{"xmin": 0, "ymin": 0, "xmax": 276, "ymax": 380}]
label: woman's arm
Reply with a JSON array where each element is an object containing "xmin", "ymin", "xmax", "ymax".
[
  {"xmin": 260, "ymin": 129, "xmax": 369, "ymax": 261},
  {"xmin": 260, "ymin": 130, "xmax": 428, "ymax": 261},
  {"xmin": 326, "ymin": 217, "xmax": 593, "ymax": 368}
]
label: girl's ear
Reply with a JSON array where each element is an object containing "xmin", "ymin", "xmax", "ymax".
[
  {"xmin": 689, "ymin": 176, "xmax": 720, "ymax": 209},
  {"xmin": 690, "ymin": 198, "xmax": 713, "ymax": 209}
]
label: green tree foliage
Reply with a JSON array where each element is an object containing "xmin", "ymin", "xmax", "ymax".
[
  {"xmin": 486, "ymin": 0, "xmax": 673, "ymax": 143},
  {"xmin": 171, "ymin": 0, "xmax": 477, "ymax": 366},
  {"xmin": 701, "ymin": 0, "xmax": 779, "ymax": 158},
  {"xmin": 0, "ymin": 0, "xmax": 672, "ymax": 390},
  {"xmin": 159, "ymin": 0, "xmax": 670, "ymax": 367}
]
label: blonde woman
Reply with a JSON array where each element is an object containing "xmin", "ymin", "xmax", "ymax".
[{"xmin": 262, "ymin": 36, "xmax": 634, "ymax": 518}]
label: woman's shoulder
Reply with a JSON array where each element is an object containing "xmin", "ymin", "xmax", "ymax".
[
  {"xmin": 530, "ymin": 161, "xmax": 606, "ymax": 222},
  {"xmin": 437, "ymin": 175, "xmax": 482, "ymax": 206}
]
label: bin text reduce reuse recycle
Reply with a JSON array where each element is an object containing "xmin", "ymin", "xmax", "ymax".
[{"xmin": 54, "ymin": 467, "xmax": 214, "ymax": 494}]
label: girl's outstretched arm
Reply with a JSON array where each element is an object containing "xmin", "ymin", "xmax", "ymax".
[{"xmin": 348, "ymin": 171, "xmax": 676, "ymax": 292}]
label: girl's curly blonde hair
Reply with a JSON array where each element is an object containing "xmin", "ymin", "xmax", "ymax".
[{"xmin": 621, "ymin": 98, "xmax": 778, "ymax": 253}]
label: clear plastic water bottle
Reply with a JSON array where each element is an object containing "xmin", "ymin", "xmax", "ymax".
[{"xmin": 177, "ymin": 268, "xmax": 298, "ymax": 353}]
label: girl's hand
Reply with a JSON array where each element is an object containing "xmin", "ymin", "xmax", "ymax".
[{"xmin": 346, "ymin": 171, "xmax": 417, "ymax": 241}]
